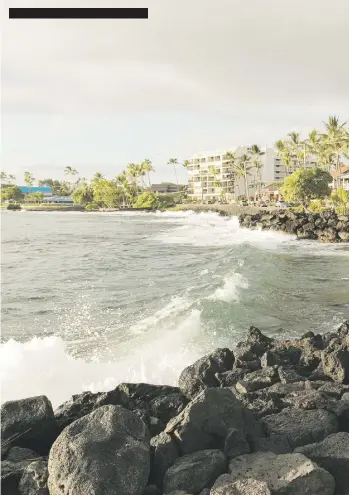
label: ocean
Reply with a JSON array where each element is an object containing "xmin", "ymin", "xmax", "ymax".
[{"xmin": 1, "ymin": 210, "xmax": 349, "ymax": 408}]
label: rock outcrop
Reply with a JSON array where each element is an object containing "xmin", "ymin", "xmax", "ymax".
[
  {"xmin": 1, "ymin": 396, "xmax": 58, "ymax": 455},
  {"xmin": 2, "ymin": 319, "xmax": 349, "ymax": 494},
  {"xmin": 239, "ymin": 210, "xmax": 349, "ymax": 242},
  {"xmin": 224, "ymin": 452, "xmax": 335, "ymax": 494},
  {"xmin": 48, "ymin": 405, "xmax": 150, "ymax": 495}
]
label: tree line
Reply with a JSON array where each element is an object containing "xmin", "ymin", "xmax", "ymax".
[
  {"xmin": 1, "ymin": 116, "xmax": 348, "ymax": 207},
  {"xmin": 275, "ymin": 116, "xmax": 349, "ymax": 179},
  {"xmin": 0, "ymin": 160, "xmax": 182, "ymax": 208}
]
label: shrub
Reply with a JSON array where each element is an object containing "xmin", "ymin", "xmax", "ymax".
[
  {"xmin": 308, "ymin": 199, "xmax": 327, "ymax": 213},
  {"xmin": 133, "ymin": 192, "xmax": 175, "ymax": 210},
  {"xmin": 7, "ymin": 203, "xmax": 21, "ymax": 211},
  {"xmin": 85, "ymin": 202, "xmax": 99, "ymax": 211}
]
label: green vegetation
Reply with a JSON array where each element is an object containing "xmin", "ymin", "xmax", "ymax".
[
  {"xmin": 275, "ymin": 116, "xmax": 349, "ymax": 177},
  {"xmin": 281, "ymin": 168, "xmax": 332, "ymax": 206},
  {"xmin": 70, "ymin": 161, "xmax": 178, "ymax": 210},
  {"xmin": 168, "ymin": 158, "xmax": 179, "ymax": 186},
  {"xmin": 25, "ymin": 192, "xmax": 44, "ymax": 203},
  {"xmin": 274, "ymin": 116, "xmax": 349, "ymax": 214},
  {"xmin": 1, "ymin": 185, "xmax": 24, "ymax": 202},
  {"xmin": 7, "ymin": 203, "xmax": 21, "ymax": 211},
  {"xmin": 24, "ymin": 171, "xmax": 35, "ymax": 188},
  {"xmin": 2, "ymin": 115, "xmax": 347, "ymax": 211},
  {"xmin": 0, "ymin": 172, "xmax": 16, "ymax": 184},
  {"xmin": 38, "ymin": 179, "xmax": 72, "ymax": 196},
  {"xmin": 85, "ymin": 202, "xmax": 100, "ymax": 211},
  {"xmin": 133, "ymin": 191, "xmax": 175, "ymax": 209},
  {"xmin": 330, "ymin": 187, "xmax": 349, "ymax": 215}
]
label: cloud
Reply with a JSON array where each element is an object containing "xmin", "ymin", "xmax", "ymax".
[
  {"xmin": 2, "ymin": 0, "xmax": 349, "ymax": 180},
  {"xmin": 3, "ymin": 0, "xmax": 349, "ymax": 116}
]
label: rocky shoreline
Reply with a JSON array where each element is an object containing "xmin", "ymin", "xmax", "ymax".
[
  {"xmin": 3, "ymin": 321, "xmax": 349, "ymax": 494},
  {"xmin": 239, "ymin": 209, "xmax": 349, "ymax": 242}
]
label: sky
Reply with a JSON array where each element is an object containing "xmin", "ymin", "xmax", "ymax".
[{"xmin": 2, "ymin": 0, "xmax": 349, "ymax": 184}]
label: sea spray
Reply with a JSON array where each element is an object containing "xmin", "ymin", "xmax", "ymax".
[
  {"xmin": 208, "ymin": 273, "xmax": 249, "ymax": 303},
  {"xmin": 0, "ymin": 310, "xmax": 202, "ymax": 408}
]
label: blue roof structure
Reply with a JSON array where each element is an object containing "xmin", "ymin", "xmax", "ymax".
[{"xmin": 18, "ymin": 186, "xmax": 52, "ymax": 194}]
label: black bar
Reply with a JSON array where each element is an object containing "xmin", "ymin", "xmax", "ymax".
[{"xmin": 9, "ymin": 7, "xmax": 148, "ymax": 19}]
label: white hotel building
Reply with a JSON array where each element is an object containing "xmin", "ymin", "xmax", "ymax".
[{"xmin": 186, "ymin": 145, "xmax": 317, "ymax": 203}]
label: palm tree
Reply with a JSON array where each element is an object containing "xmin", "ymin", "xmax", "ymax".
[
  {"xmin": 236, "ymin": 154, "xmax": 252, "ymax": 198},
  {"xmin": 24, "ymin": 171, "xmax": 35, "ymax": 187},
  {"xmin": 0, "ymin": 171, "xmax": 8, "ymax": 183},
  {"xmin": 64, "ymin": 166, "xmax": 78, "ymax": 179},
  {"xmin": 249, "ymin": 145, "xmax": 264, "ymax": 200},
  {"xmin": 321, "ymin": 116, "xmax": 349, "ymax": 187},
  {"xmin": 275, "ymin": 139, "xmax": 286, "ymax": 154},
  {"xmin": 222, "ymin": 151, "xmax": 236, "ymax": 200},
  {"xmin": 116, "ymin": 171, "xmax": 132, "ymax": 207},
  {"xmin": 208, "ymin": 165, "xmax": 222, "ymax": 201},
  {"xmin": 8, "ymin": 174, "xmax": 16, "ymax": 183},
  {"xmin": 168, "ymin": 158, "xmax": 179, "ymax": 186},
  {"xmin": 275, "ymin": 139, "xmax": 293, "ymax": 176},
  {"xmin": 126, "ymin": 163, "xmax": 144, "ymax": 199},
  {"xmin": 142, "ymin": 159, "xmax": 154, "ymax": 188},
  {"xmin": 93, "ymin": 172, "xmax": 105, "ymax": 181},
  {"xmin": 317, "ymin": 146, "xmax": 335, "ymax": 171},
  {"xmin": 305, "ymin": 129, "xmax": 320, "ymax": 161},
  {"xmin": 287, "ymin": 131, "xmax": 306, "ymax": 168},
  {"xmin": 91, "ymin": 172, "xmax": 105, "ymax": 191},
  {"xmin": 64, "ymin": 166, "xmax": 79, "ymax": 194},
  {"xmin": 24, "ymin": 171, "xmax": 35, "ymax": 198}
]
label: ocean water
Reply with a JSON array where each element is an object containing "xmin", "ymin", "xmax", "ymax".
[{"xmin": 1, "ymin": 210, "xmax": 349, "ymax": 408}]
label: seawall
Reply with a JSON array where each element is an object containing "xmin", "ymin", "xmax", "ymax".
[
  {"xmin": 22, "ymin": 205, "xmax": 85, "ymax": 212},
  {"xmin": 177, "ymin": 203, "xmax": 269, "ymax": 215}
]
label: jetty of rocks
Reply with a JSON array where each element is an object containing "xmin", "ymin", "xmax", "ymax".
[
  {"xmin": 239, "ymin": 209, "xmax": 349, "ymax": 242},
  {"xmin": 2, "ymin": 320, "xmax": 349, "ymax": 494}
]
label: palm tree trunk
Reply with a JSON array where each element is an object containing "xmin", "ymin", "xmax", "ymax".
[
  {"xmin": 173, "ymin": 165, "xmax": 179, "ymax": 186},
  {"xmin": 336, "ymin": 152, "xmax": 341, "ymax": 189},
  {"xmin": 258, "ymin": 171, "xmax": 262, "ymax": 200}
]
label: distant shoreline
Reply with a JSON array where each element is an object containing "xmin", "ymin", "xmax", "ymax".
[{"xmin": 2, "ymin": 204, "xmax": 264, "ymax": 214}]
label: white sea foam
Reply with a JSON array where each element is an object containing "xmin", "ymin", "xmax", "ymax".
[
  {"xmin": 208, "ymin": 273, "xmax": 249, "ymax": 302},
  {"xmin": 129, "ymin": 296, "xmax": 193, "ymax": 334},
  {"xmin": 0, "ymin": 310, "xmax": 202, "ymax": 408},
  {"xmin": 151, "ymin": 211, "xmax": 349, "ymax": 256},
  {"xmin": 153, "ymin": 213, "xmax": 295, "ymax": 249}
]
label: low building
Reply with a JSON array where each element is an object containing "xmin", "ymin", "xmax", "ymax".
[
  {"xmin": 18, "ymin": 186, "xmax": 52, "ymax": 197},
  {"xmin": 260, "ymin": 183, "xmax": 283, "ymax": 201},
  {"xmin": 43, "ymin": 196, "xmax": 73, "ymax": 203},
  {"xmin": 331, "ymin": 166, "xmax": 349, "ymax": 191},
  {"xmin": 151, "ymin": 183, "xmax": 184, "ymax": 193}
]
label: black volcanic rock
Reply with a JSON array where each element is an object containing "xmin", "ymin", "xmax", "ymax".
[
  {"xmin": 48, "ymin": 405, "xmax": 150, "ymax": 495},
  {"xmin": 6, "ymin": 318, "xmax": 349, "ymax": 495},
  {"xmin": 239, "ymin": 210, "xmax": 349, "ymax": 242},
  {"xmin": 178, "ymin": 348, "xmax": 234, "ymax": 399},
  {"xmin": 165, "ymin": 388, "xmax": 264, "ymax": 455},
  {"xmin": 1, "ymin": 396, "xmax": 58, "ymax": 456},
  {"xmin": 55, "ymin": 383, "xmax": 188, "ymax": 433}
]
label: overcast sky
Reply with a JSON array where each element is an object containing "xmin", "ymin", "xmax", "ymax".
[{"xmin": 2, "ymin": 0, "xmax": 349, "ymax": 184}]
